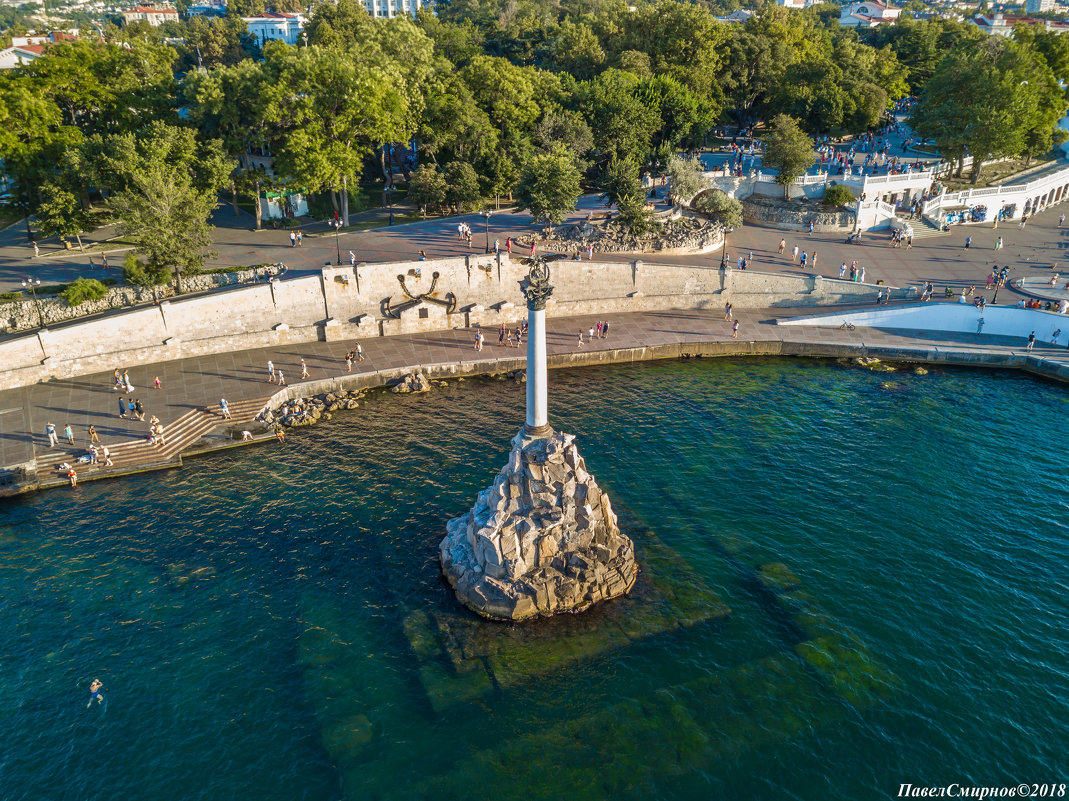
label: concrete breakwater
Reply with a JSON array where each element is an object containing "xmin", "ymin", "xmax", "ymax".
[{"xmin": 0, "ymin": 254, "xmax": 897, "ymax": 392}]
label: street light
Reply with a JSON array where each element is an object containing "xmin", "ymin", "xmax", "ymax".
[
  {"xmin": 483, "ymin": 209, "xmax": 492, "ymax": 253},
  {"xmin": 331, "ymin": 218, "xmax": 342, "ymax": 265},
  {"xmin": 22, "ymin": 277, "xmax": 43, "ymax": 328},
  {"xmin": 386, "ymin": 184, "xmax": 394, "ymax": 226},
  {"xmin": 992, "ymin": 270, "xmax": 1007, "ymax": 304},
  {"xmin": 719, "ymin": 229, "xmax": 729, "ymax": 270}
]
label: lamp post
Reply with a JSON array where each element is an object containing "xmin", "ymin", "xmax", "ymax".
[
  {"xmin": 331, "ymin": 218, "xmax": 342, "ymax": 265},
  {"xmin": 386, "ymin": 184, "xmax": 394, "ymax": 226},
  {"xmin": 993, "ymin": 271, "xmax": 1007, "ymax": 304},
  {"xmin": 483, "ymin": 209, "xmax": 492, "ymax": 253},
  {"xmin": 22, "ymin": 277, "xmax": 43, "ymax": 328},
  {"xmin": 719, "ymin": 229, "xmax": 729, "ymax": 270}
]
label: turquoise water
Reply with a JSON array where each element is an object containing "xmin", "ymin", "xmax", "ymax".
[{"xmin": 1, "ymin": 358, "xmax": 1066, "ymax": 800}]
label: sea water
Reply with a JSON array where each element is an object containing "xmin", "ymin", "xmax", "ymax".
[{"xmin": 1, "ymin": 358, "xmax": 1065, "ymax": 801}]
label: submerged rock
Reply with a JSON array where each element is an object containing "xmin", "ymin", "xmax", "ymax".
[
  {"xmin": 439, "ymin": 429, "xmax": 638, "ymax": 621},
  {"xmin": 913, "ymin": 367, "xmax": 928, "ymax": 375}
]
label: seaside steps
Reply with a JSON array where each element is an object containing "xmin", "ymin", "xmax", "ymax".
[{"xmin": 34, "ymin": 397, "xmax": 270, "ymax": 486}]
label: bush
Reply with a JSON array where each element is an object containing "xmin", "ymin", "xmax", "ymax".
[
  {"xmin": 823, "ymin": 183, "xmax": 856, "ymax": 207},
  {"xmin": 695, "ymin": 191, "xmax": 743, "ymax": 230},
  {"xmin": 122, "ymin": 251, "xmax": 170, "ymax": 287},
  {"xmin": 60, "ymin": 278, "xmax": 109, "ymax": 307}
]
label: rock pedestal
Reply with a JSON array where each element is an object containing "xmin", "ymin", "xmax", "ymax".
[{"xmin": 439, "ymin": 428, "xmax": 638, "ymax": 621}]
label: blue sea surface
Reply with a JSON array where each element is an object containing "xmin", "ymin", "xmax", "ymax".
[{"xmin": 1, "ymin": 358, "xmax": 1066, "ymax": 800}]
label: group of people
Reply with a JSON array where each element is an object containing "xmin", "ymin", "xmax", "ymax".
[
  {"xmin": 575, "ymin": 320, "xmax": 611, "ymax": 347},
  {"xmin": 457, "ymin": 222, "xmax": 474, "ymax": 248}
]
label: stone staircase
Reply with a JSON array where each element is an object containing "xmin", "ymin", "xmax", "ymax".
[
  {"xmin": 907, "ymin": 215, "xmax": 949, "ymax": 239},
  {"xmin": 34, "ymin": 397, "xmax": 270, "ymax": 487}
]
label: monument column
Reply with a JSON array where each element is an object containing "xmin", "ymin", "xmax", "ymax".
[
  {"xmin": 522, "ymin": 260, "xmax": 553, "ymax": 437},
  {"xmin": 439, "ymin": 258, "xmax": 638, "ymax": 620}
]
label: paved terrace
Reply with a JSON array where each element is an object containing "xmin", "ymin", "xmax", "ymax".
[{"xmin": 1, "ymin": 304, "xmax": 1066, "ymax": 496}]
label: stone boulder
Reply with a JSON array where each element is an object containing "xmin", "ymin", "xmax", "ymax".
[
  {"xmin": 392, "ymin": 372, "xmax": 432, "ymax": 394},
  {"xmin": 439, "ymin": 429, "xmax": 638, "ymax": 621}
]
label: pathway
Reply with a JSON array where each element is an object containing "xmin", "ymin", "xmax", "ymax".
[{"xmin": 2, "ymin": 304, "xmax": 1066, "ymax": 496}]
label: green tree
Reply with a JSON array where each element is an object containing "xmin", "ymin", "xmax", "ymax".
[
  {"xmin": 408, "ymin": 163, "xmax": 448, "ymax": 215},
  {"xmin": 911, "ymin": 38, "xmax": 1067, "ymax": 182},
  {"xmin": 443, "ymin": 161, "xmax": 482, "ymax": 212},
  {"xmin": 34, "ymin": 182, "xmax": 94, "ymax": 250},
  {"xmin": 104, "ymin": 123, "xmax": 234, "ymax": 292},
  {"xmin": 517, "ymin": 149, "xmax": 582, "ymax": 233},
  {"xmin": 695, "ymin": 190, "xmax": 743, "ymax": 230},
  {"xmin": 762, "ymin": 114, "xmax": 815, "ymax": 197},
  {"xmin": 666, "ymin": 154, "xmax": 707, "ymax": 205},
  {"xmin": 550, "ymin": 19, "xmax": 605, "ymax": 80},
  {"xmin": 601, "ymin": 156, "xmax": 654, "ymax": 233}
]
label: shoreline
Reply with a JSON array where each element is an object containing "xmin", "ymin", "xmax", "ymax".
[{"xmin": 6, "ymin": 335, "xmax": 1066, "ymax": 500}]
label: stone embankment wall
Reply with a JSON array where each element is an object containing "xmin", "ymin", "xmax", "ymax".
[
  {"xmin": 0, "ymin": 255, "xmax": 901, "ymax": 391},
  {"xmin": 742, "ymin": 197, "xmax": 855, "ymax": 232},
  {"xmin": 0, "ymin": 269, "xmax": 259, "ymax": 335}
]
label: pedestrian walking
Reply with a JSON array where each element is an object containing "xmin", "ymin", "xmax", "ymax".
[
  {"xmin": 300, "ymin": 359, "xmax": 310, "ymax": 379},
  {"xmin": 296, "ymin": 230, "xmax": 303, "ymax": 246},
  {"xmin": 357, "ymin": 343, "xmax": 364, "ymax": 361},
  {"xmin": 529, "ymin": 242, "xmax": 536, "ymax": 257},
  {"xmin": 1060, "ymin": 215, "xmax": 1065, "ymax": 228},
  {"xmin": 346, "ymin": 355, "xmax": 353, "ymax": 372},
  {"xmin": 778, "ymin": 239, "xmax": 786, "ymax": 254},
  {"xmin": 89, "ymin": 425, "xmax": 100, "ymax": 444},
  {"xmin": 154, "ymin": 376, "xmax": 161, "ymax": 390},
  {"xmin": 134, "ymin": 398, "xmax": 145, "ymax": 421},
  {"xmin": 602, "ymin": 321, "xmax": 609, "ymax": 338},
  {"xmin": 277, "ymin": 370, "xmax": 286, "ymax": 386},
  {"xmin": 349, "ymin": 251, "xmax": 356, "ymax": 266},
  {"xmin": 118, "ymin": 396, "xmax": 127, "ymax": 419},
  {"xmin": 839, "ymin": 263, "xmax": 846, "ymax": 279},
  {"xmin": 1026, "ymin": 331, "xmax": 1036, "ymax": 352},
  {"xmin": 732, "ymin": 320, "xmax": 739, "ymax": 339},
  {"xmin": 46, "ymin": 422, "xmax": 58, "ymax": 447},
  {"xmin": 494, "ymin": 239, "xmax": 500, "ymax": 255},
  {"xmin": 587, "ymin": 245, "xmax": 593, "ymax": 260},
  {"xmin": 101, "ymin": 252, "xmax": 108, "ymax": 270},
  {"xmin": 792, "ymin": 245, "xmax": 799, "ymax": 262},
  {"xmin": 33, "ymin": 241, "xmax": 39, "ymax": 258},
  {"xmin": 800, "ymin": 251, "xmax": 808, "ymax": 268},
  {"xmin": 122, "ymin": 370, "xmax": 132, "ymax": 393},
  {"xmin": 811, "ymin": 251, "xmax": 818, "ymax": 269},
  {"xmin": 102, "ymin": 445, "xmax": 113, "ymax": 466},
  {"xmin": 576, "ymin": 331, "xmax": 584, "ymax": 348},
  {"xmin": 995, "ymin": 237, "xmax": 1002, "ymax": 250},
  {"xmin": 808, "ymin": 220, "xmax": 814, "ymax": 236},
  {"xmin": 906, "ymin": 235, "xmax": 913, "ymax": 249},
  {"xmin": 963, "ymin": 236, "xmax": 972, "ymax": 251},
  {"xmin": 506, "ymin": 237, "xmax": 512, "ymax": 255},
  {"xmin": 724, "ymin": 302, "xmax": 733, "ymax": 321},
  {"xmin": 267, "ymin": 360, "xmax": 275, "ymax": 382},
  {"xmin": 473, "ymin": 334, "xmax": 480, "ymax": 351},
  {"xmin": 220, "ymin": 398, "xmax": 232, "ymax": 420},
  {"xmin": 62, "ymin": 423, "xmax": 74, "ymax": 446}
]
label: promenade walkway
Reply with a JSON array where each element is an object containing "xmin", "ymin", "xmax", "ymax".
[{"xmin": 2, "ymin": 304, "xmax": 1066, "ymax": 495}]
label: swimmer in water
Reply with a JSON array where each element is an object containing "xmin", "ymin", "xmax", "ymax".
[{"xmin": 88, "ymin": 679, "xmax": 103, "ymax": 708}]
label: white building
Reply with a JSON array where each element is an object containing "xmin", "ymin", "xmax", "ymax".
[
  {"xmin": 362, "ymin": 0, "xmax": 428, "ymax": 19},
  {"xmin": 243, "ymin": 12, "xmax": 304, "ymax": 46},
  {"xmin": 1026, "ymin": 0, "xmax": 1055, "ymax": 13},
  {"xmin": 839, "ymin": 0, "xmax": 902, "ymax": 27},
  {"xmin": 122, "ymin": 6, "xmax": 179, "ymax": 26},
  {"xmin": 970, "ymin": 12, "xmax": 1069, "ymax": 35},
  {"xmin": 0, "ymin": 44, "xmax": 45, "ymax": 69}
]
